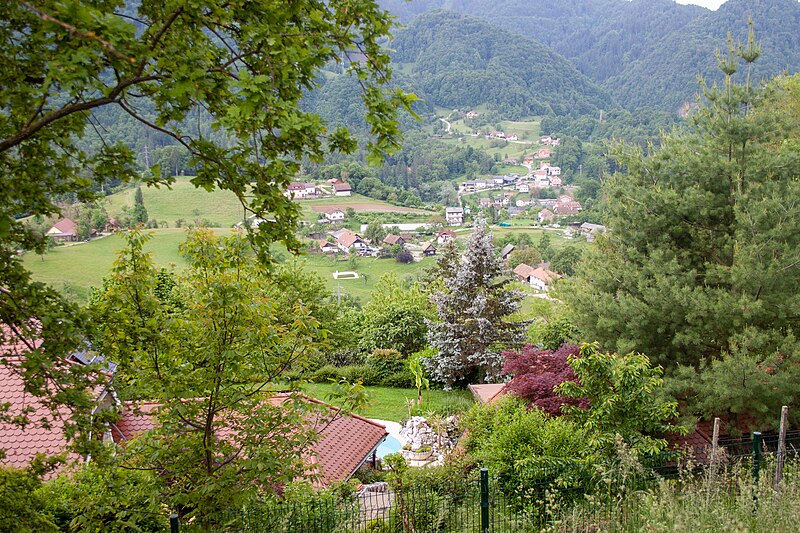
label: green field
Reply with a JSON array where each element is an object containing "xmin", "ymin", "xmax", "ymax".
[
  {"xmin": 23, "ymin": 229, "xmax": 230, "ymax": 302},
  {"xmin": 439, "ymin": 135, "xmax": 532, "ymax": 160},
  {"xmin": 301, "ymin": 383, "xmax": 475, "ymax": 422},
  {"xmin": 291, "ymin": 253, "xmax": 431, "ymax": 302},
  {"xmin": 104, "ymin": 178, "xmax": 245, "ymax": 227}
]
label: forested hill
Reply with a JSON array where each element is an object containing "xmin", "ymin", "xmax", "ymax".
[
  {"xmin": 379, "ymin": 0, "xmax": 800, "ymax": 113},
  {"xmin": 608, "ymin": 0, "xmax": 800, "ymax": 111},
  {"xmin": 389, "ymin": 11, "xmax": 615, "ymax": 117}
]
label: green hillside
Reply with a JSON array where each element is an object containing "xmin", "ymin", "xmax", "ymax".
[
  {"xmin": 103, "ymin": 178, "xmax": 245, "ymax": 228},
  {"xmin": 390, "ymin": 11, "xmax": 615, "ymax": 117}
]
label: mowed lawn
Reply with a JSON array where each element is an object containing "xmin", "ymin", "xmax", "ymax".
[
  {"xmin": 289, "ymin": 252, "xmax": 431, "ymax": 302},
  {"xmin": 297, "ymin": 194, "xmax": 433, "ymax": 222},
  {"xmin": 104, "ymin": 177, "xmax": 245, "ymax": 227},
  {"xmin": 301, "ymin": 383, "xmax": 475, "ymax": 422}
]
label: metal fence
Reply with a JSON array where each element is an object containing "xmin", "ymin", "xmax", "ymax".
[{"xmin": 168, "ymin": 431, "xmax": 800, "ymax": 532}]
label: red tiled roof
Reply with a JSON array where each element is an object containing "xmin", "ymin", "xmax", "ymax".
[
  {"xmin": 113, "ymin": 393, "xmax": 387, "ymax": 486},
  {"xmin": 383, "ymin": 234, "xmax": 403, "ymax": 245},
  {"xmin": 337, "ymin": 230, "xmax": 363, "ymax": 248},
  {"xmin": 531, "ymin": 267, "xmax": 560, "ymax": 284},
  {"xmin": 0, "ymin": 337, "xmax": 78, "ymax": 469},
  {"xmin": 49, "ymin": 218, "xmax": 77, "ymax": 236},
  {"xmin": 513, "ymin": 263, "xmax": 536, "ymax": 280},
  {"xmin": 437, "ymin": 230, "xmax": 456, "ymax": 238},
  {"xmin": 332, "ymin": 183, "xmax": 352, "ymax": 192},
  {"xmin": 468, "ymin": 384, "xmax": 506, "ymax": 405}
]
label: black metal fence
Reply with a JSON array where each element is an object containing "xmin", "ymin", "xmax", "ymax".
[{"xmin": 168, "ymin": 431, "xmax": 800, "ymax": 532}]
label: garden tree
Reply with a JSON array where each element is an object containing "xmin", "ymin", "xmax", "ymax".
[
  {"xmin": 90, "ymin": 229, "xmax": 357, "ymax": 518},
  {"xmin": 462, "ymin": 395, "xmax": 591, "ymax": 479},
  {"xmin": 426, "ymin": 219, "xmax": 526, "ymax": 387},
  {"xmin": 559, "ymin": 33, "xmax": 800, "ymax": 426},
  {"xmin": 0, "ymin": 0, "xmax": 412, "ymax": 458},
  {"xmin": 549, "ymin": 245, "xmax": 583, "ymax": 276},
  {"xmin": 364, "ymin": 221, "xmax": 387, "ymax": 244},
  {"xmin": 395, "ymin": 249, "xmax": 414, "ymax": 264},
  {"xmin": 556, "ymin": 344, "xmax": 684, "ymax": 456},
  {"xmin": 358, "ymin": 274, "xmax": 433, "ymax": 356},
  {"xmin": 131, "ymin": 186, "xmax": 148, "ymax": 225},
  {"xmin": 503, "ymin": 344, "xmax": 585, "ymax": 416},
  {"xmin": 508, "ymin": 247, "xmax": 542, "ymax": 269},
  {"xmin": 538, "ymin": 232, "xmax": 554, "ymax": 261}
]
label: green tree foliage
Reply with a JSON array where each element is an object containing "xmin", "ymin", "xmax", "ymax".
[
  {"xmin": 0, "ymin": 468, "xmax": 58, "ymax": 533},
  {"xmin": 364, "ymin": 221, "xmax": 387, "ymax": 244},
  {"xmin": 550, "ymin": 246, "xmax": 583, "ymax": 276},
  {"xmin": 561, "ymin": 35, "xmax": 800, "ymax": 408},
  {"xmin": 0, "ymin": 0, "xmax": 412, "ymax": 458},
  {"xmin": 556, "ymin": 344, "xmax": 685, "ymax": 456},
  {"xmin": 426, "ymin": 219, "xmax": 526, "ymax": 387},
  {"xmin": 462, "ymin": 395, "xmax": 591, "ymax": 478},
  {"xmin": 359, "ymin": 274, "xmax": 432, "ymax": 356},
  {"xmin": 131, "ymin": 186, "xmax": 148, "ymax": 225},
  {"xmin": 508, "ymin": 247, "xmax": 542, "ymax": 269},
  {"xmin": 90, "ymin": 229, "xmax": 337, "ymax": 518}
]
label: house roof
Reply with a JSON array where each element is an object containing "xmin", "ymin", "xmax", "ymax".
[
  {"xmin": 332, "ymin": 183, "xmax": 352, "ymax": 192},
  {"xmin": 113, "ymin": 393, "xmax": 387, "ymax": 486},
  {"xmin": 499, "ymin": 244, "xmax": 515, "ymax": 258},
  {"xmin": 531, "ymin": 267, "xmax": 560, "ymax": 284},
  {"xmin": 468, "ymin": 384, "xmax": 506, "ymax": 405},
  {"xmin": 437, "ymin": 230, "xmax": 456, "ymax": 238},
  {"xmin": 318, "ymin": 240, "xmax": 337, "ymax": 251},
  {"xmin": 287, "ymin": 183, "xmax": 306, "ymax": 191},
  {"xmin": 337, "ymin": 230, "xmax": 363, "ymax": 248},
  {"xmin": 513, "ymin": 263, "xmax": 536, "ymax": 279},
  {"xmin": 445, "ymin": 207, "xmax": 463, "ymax": 214},
  {"xmin": 48, "ymin": 218, "xmax": 78, "ymax": 236},
  {"xmin": 383, "ymin": 234, "xmax": 403, "ymax": 245},
  {"xmin": 422, "ymin": 242, "xmax": 435, "ymax": 252},
  {"xmin": 0, "ymin": 333, "xmax": 91, "ymax": 470}
]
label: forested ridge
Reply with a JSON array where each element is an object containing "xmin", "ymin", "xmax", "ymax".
[{"xmin": 380, "ymin": 0, "xmax": 800, "ymax": 112}]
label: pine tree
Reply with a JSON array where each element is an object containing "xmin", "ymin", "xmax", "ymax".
[
  {"xmin": 425, "ymin": 219, "xmax": 526, "ymax": 388},
  {"xmin": 131, "ymin": 186, "xmax": 148, "ymax": 225}
]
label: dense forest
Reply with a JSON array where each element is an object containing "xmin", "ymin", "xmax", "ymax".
[{"xmin": 380, "ymin": 0, "xmax": 800, "ymax": 112}]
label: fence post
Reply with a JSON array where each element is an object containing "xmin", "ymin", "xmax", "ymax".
[
  {"xmin": 480, "ymin": 468, "xmax": 490, "ymax": 533},
  {"xmin": 774, "ymin": 406, "xmax": 789, "ymax": 491},
  {"xmin": 169, "ymin": 513, "xmax": 179, "ymax": 533},
  {"xmin": 710, "ymin": 417, "xmax": 720, "ymax": 478},
  {"xmin": 752, "ymin": 432, "xmax": 762, "ymax": 483}
]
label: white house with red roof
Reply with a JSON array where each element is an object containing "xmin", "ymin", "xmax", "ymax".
[{"xmin": 47, "ymin": 218, "xmax": 79, "ymax": 242}]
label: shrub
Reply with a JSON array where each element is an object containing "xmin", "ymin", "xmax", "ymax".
[
  {"xmin": 308, "ymin": 365, "xmax": 341, "ymax": 383},
  {"xmin": 395, "ymin": 250, "xmax": 414, "ymax": 263},
  {"xmin": 382, "ymin": 370, "xmax": 415, "ymax": 388},
  {"xmin": 366, "ymin": 349, "xmax": 407, "ymax": 379},
  {"xmin": 338, "ymin": 364, "xmax": 382, "ymax": 386}
]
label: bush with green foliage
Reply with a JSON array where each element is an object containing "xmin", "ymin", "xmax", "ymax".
[{"xmin": 0, "ymin": 468, "xmax": 59, "ymax": 533}]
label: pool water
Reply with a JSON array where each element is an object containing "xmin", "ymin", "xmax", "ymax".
[{"xmin": 376, "ymin": 435, "xmax": 403, "ymax": 458}]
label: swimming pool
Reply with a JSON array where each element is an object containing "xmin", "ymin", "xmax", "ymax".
[{"xmin": 376, "ymin": 435, "xmax": 403, "ymax": 458}]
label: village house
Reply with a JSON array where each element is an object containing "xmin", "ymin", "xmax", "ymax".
[
  {"xmin": 479, "ymin": 197, "xmax": 491, "ymax": 208},
  {"xmin": 529, "ymin": 267, "xmax": 561, "ymax": 292},
  {"xmin": 466, "ymin": 111, "xmax": 479, "ymax": 119},
  {"xmin": 499, "ymin": 244, "xmax": 515, "ymax": 261},
  {"xmin": 547, "ymin": 166, "xmax": 561, "ymax": 176},
  {"xmin": 47, "ymin": 218, "xmax": 79, "ymax": 242},
  {"xmin": 538, "ymin": 208, "xmax": 555, "ymax": 223},
  {"xmin": 513, "ymin": 263, "xmax": 536, "ymax": 284},
  {"xmin": 111, "ymin": 393, "xmax": 388, "ymax": 488},
  {"xmin": 554, "ymin": 201, "xmax": 583, "ymax": 216},
  {"xmin": 516, "ymin": 197, "xmax": 531, "ymax": 207},
  {"xmin": 522, "ymin": 156, "xmax": 535, "ymax": 165},
  {"xmin": 318, "ymin": 240, "xmax": 338, "ymax": 254},
  {"xmin": 487, "ymin": 131, "xmax": 505, "ymax": 138},
  {"xmin": 507, "ymin": 206, "xmax": 526, "ymax": 217},
  {"xmin": 516, "ymin": 182, "xmax": 530, "ymax": 193},
  {"xmin": 285, "ymin": 182, "xmax": 318, "ymax": 199},
  {"xmin": 505, "ymin": 134, "xmax": 518, "ymax": 141},
  {"xmin": 322, "ymin": 208, "xmax": 346, "ymax": 223},
  {"xmin": 332, "ymin": 182, "xmax": 352, "ymax": 196},
  {"xmin": 462, "ymin": 181, "xmax": 476, "ymax": 193},
  {"xmin": 549, "ymin": 176, "xmax": 563, "ymax": 187},
  {"xmin": 383, "ymin": 234, "xmax": 405, "ymax": 247},
  {"xmin": 437, "ymin": 229, "xmax": 456, "ymax": 245},
  {"xmin": 445, "ymin": 207, "xmax": 464, "ymax": 226},
  {"xmin": 334, "ymin": 229, "xmax": 368, "ymax": 253},
  {"xmin": 539, "ymin": 135, "xmax": 552, "ymax": 145},
  {"xmin": 535, "ymin": 148, "xmax": 551, "ymax": 159}
]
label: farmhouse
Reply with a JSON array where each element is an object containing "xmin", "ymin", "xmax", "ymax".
[
  {"xmin": 529, "ymin": 267, "xmax": 561, "ymax": 292},
  {"xmin": 513, "ymin": 263, "xmax": 536, "ymax": 283},
  {"xmin": 335, "ymin": 230, "xmax": 369, "ymax": 253},
  {"xmin": 383, "ymin": 234, "xmax": 405, "ymax": 247},
  {"xmin": 47, "ymin": 218, "xmax": 78, "ymax": 242},
  {"xmin": 322, "ymin": 208, "xmax": 346, "ymax": 222},
  {"xmin": 332, "ymin": 182, "xmax": 352, "ymax": 196},
  {"xmin": 499, "ymin": 244, "xmax": 515, "ymax": 261},
  {"xmin": 318, "ymin": 240, "xmax": 338, "ymax": 254},
  {"xmin": 422, "ymin": 242, "xmax": 437, "ymax": 256},
  {"xmin": 538, "ymin": 209, "xmax": 555, "ymax": 223},
  {"xmin": 437, "ymin": 229, "xmax": 457, "ymax": 244}
]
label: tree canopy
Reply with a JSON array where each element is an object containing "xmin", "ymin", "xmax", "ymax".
[{"xmin": 0, "ymin": 0, "xmax": 412, "ymax": 459}]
